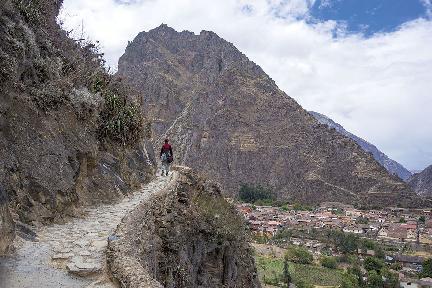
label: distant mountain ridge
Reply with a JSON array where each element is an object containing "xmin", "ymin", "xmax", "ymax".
[
  {"xmin": 408, "ymin": 165, "xmax": 432, "ymax": 197},
  {"xmin": 310, "ymin": 111, "xmax": 412, "ymax": 181}
]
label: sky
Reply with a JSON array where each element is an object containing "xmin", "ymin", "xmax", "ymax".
[{"xmin": 59, "ymin": 0, "xmax": 432, "ymax": 171}]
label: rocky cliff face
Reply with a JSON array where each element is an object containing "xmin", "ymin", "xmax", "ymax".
[
  {"xmin": 310, "ymin": 111, "xmax": 412, "ymax": 181},
  {"xmin": 408, "ymin": 165, "xmax": 432, "ymax": 197},
  {"xmin": 117, "ymin": 24, "xmax": 423, "ymax": 208},
  {"xmin": 0, "ymin": 0, "xmax": 155, "ymax": 254},
  {"xmin": 0, "ymin": 185, "xmax": 14, "ymax": 254},
  {"xmin": 107, "ymin": 167, "xmax": 260, "ymax": 288}
]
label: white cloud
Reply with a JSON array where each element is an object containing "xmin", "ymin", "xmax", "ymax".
[
  {"xmin": 59, "ymin": 0, "xmax": 432, "ymax": 171},
  {"xmin": 422, "ymin": 0, "xmax": 432, "ymax": 17}
]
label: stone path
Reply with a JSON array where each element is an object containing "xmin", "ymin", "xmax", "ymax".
[{"xmin": 0, "ymin": 174, "xmax": 172, "ymax": 288}]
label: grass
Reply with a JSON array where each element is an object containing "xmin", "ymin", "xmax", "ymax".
[{"xmin": 255, "ymin": 255, "xmax": 344, "ymax": 287}]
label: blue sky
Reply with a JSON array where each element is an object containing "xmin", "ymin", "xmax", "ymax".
[
  {"xmin": 60, "ymin": 0, "xmax": 432, "ymax": 171},
  {"xmin": 309, "ymin": 0, "xmax": 430, "ymax": 35}
]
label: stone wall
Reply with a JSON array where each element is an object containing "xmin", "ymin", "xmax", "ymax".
[{"xmin": 107, "ymin": 167, "xmax": 260, "ymax": 288}]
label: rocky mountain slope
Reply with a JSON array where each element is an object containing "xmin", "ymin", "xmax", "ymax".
[
  {"xmin": 117, "ymin": 24, "xmax": 424, "ymax": 208},
  {"xmin": 108, "ymin": 167, "xmax": 260, "ymax": 288},
  {"xmin": 408, "ymin": 165, "xmax": 432, "ymax": 197},
  {"xmin": 310, "ymin": 111, "xmax": 412, "ymax": 181},
  {"xmin": 0, "ymin": 0, "xmax": 155, "ymax": 254},
  {"xmin": 0, "ymin": 185, "xmax": 14, "ymax": 254}
]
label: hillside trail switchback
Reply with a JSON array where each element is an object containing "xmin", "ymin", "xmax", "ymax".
[{"xmin": 0, "ymin": 173, "xmax": 174, "ymax": 288}]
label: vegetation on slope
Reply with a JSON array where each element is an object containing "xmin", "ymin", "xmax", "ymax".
[{"xmin": 1, "ymin": 0, "xmax": 145, "ymax": 146}]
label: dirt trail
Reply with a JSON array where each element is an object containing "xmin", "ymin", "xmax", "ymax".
[{"xmin": 0, "ymin": 174, "xmax": 173, "ymax": 288}]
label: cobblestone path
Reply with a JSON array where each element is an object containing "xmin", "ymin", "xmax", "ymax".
[{"xmin": 0, "ymin": 174, "xmax": 172, "ymax": 288}]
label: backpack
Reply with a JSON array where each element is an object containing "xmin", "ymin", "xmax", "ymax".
[
  {"xmin": 162, "ymin": 151, "xmax": 173, "ymax": 163},
  {"xmin": 161, "ymin": 153, "xmax": 167, "ymax": 162}
]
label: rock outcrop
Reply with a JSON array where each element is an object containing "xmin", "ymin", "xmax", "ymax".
[
  {"xmin": 107, "ymin": 167, "xmax": 260, "ymax": 288},
  {"xmin": 310, "ymin": 111, "xmax": 412, "ymax": 181},
  {"xmin": 0, "ymin": 0, "xmax": 154, "ymax": 252},
  {"xmin": 408, "ymin": 165, "xmax": 432, "ymax": 197},
  {"xmin": 117, "ymin": 25, "xmax": 424, "ymax": 208},
  {"xmin": 0, "ymin": 185, "xmax": 14, "ymax": 254}
]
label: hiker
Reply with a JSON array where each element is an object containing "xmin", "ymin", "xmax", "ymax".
[{"xmin": 160, "ymin": 138, "xmax": 173, "ymax": 176}]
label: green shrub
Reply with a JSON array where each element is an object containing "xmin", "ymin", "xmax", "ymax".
[
  {"xmin": 355, "ymin": 216, "xmax": 369, "ymax": 224},
  {"xmin": 89, "ymin": 71, "xmax": 110, "ymax": 94},
  {"xmin": 321, "ymin": 256, "xmax": 337, "ymax": 269},
  {"xmin": 98, "ymin": 85, "xmax": 143, "ymax": 145},
  {"xmin": 374, "ymin": 245, "xmax": 385, "ymax": 259},
  {"xmin": 360, "ymin": 239, "xmax": 375, "ymax": 250},
  {"xmin": 285, "ymin": 246, "xmax": 313, "ymax": 264},
  {"xmin": 238, "ymin": 184, "xmax": 275, "ymax": 204},
  {"xmin": 282, "ymin": 255, "xmax": 292, "ymax": 287},
  {"xmin": 421, "ymin": 258, "xmax": 432, "ymax": 278},
  {"xmin": 347, "ymin": 265, "xmax": 364, "ymax": 287},
  {"xmin": 254, "ymin": 198, "xmax": 275, "ymax": 206},
  {"xmin": 254, "ymin": 234, "xmax": 269, "ymax": 244},
  {"xmin": 390, "ymin": 262, "xmax": 402, "ymax": 271},
  {"xmin": 340, "ymin": 272, "xmax": 360, "ymax": 288},
  {"xmin": 382, "ymin": 269, "xmax": 399, "ymax": 287},
  {"xmin": 367, "ymin": 270, "xmax": 383, "ymax": 288},
  {"xmin": 327, "ymin": 230, "xmax": 359, "ymax": 254},
  {"xmin": 273, "ymin": 229, "xmax": 292, "ymax": 241},
  {"xmin": 364, "ymin": 257, "xmax": 385, "ymax": 273}
]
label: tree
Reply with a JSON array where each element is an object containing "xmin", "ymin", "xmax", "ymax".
[
  {"xmin": 273, "ymin": 229, "xmax": 292, "ymax": 241},
  {"xmin": 335, "ymin": 232, "xmax": 359, "ymax": 254},
  {"xmin": 340, "ymin": 272, "xmax": 360, "ymax": 288},
  {"xmin": 285, "ymin": 246, "xmax": 313, "ymax": 264},
  {"xmin": 348, "ymin": 265, "xmax": 364, "ymax": 287},
  {"xmin": 321, "ymin": 256, "xmax": 337, "ymax": 269},
  {"xmin": 282, "ymin": 255, "xmax": 292, "ymax": 287},
  {"xmin": 367, "ymin": 270, "xmax": 383, "ymax": 288},
  {"xmin": 361, "ymin": 239, "xmax": 375, "ymax": 250},
  {"xmin": 382, "ymin": 269, "xmax": 399, "ymax": 288},
  {"xmin": 374, "ymin": 245, "xmax": 385, "ymax": 259},
  {"xmin": 390, "ymin": 262, "xmax": 402, "ymax": 271},
  {"xmin": 364, "ymin": 257, "xmax": 385, "ymax": 273},
  {"xmin": 419, "ymin": 216, "xmax": 426, "ymax": 223},
  {"xmin": 356, "ymin": 216, "xmax": 369, "ymax": 224},
  {"xmin": 421, "ymin": 258, "xmax": 432, "ymax": 278},
  {"xmin": 238, "ymin": 184, "xmax": 275, "ymax": 204}
]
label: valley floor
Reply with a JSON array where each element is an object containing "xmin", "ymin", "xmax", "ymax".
[{"xmin": 0, "ymin": 174, "xmax": 172, "ymax": 288}]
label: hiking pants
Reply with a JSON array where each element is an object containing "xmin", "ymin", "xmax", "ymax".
[{"xmin": 162, "ymin": 161, "xmax": 170, "ymax": 174}]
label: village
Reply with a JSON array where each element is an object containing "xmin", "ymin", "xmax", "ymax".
[
  {"xmin": 236, "ymin": 202, "xmax": 432, "ymax": 287},
  {"xmin": 237, "ymin": 203, "xmax": 432, "ymax": 243}
]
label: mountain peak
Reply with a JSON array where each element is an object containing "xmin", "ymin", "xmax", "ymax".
[
  {"xmin": 147, "ymin": 23, "xmax": 178, "ymax": 36},
  {"xmin": 309, "ymin": 111, "xmax": 412, "ymax": 181},
  {"xmin": 408, "ymin": 165, "xmax": 432, "ymax": 196},
  {"xmin": 117, "ymin": 26, "xmax": 426, "ymax": 208}
]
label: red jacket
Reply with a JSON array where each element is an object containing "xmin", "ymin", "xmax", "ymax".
[{"xmin": 160, "ymin": 143, "xmax": 173, "ymax": 157}]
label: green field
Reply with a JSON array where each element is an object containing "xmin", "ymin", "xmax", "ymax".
[{"xmin": 255, "ymin": 255, "xmax": 345, "ymax": 287}]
